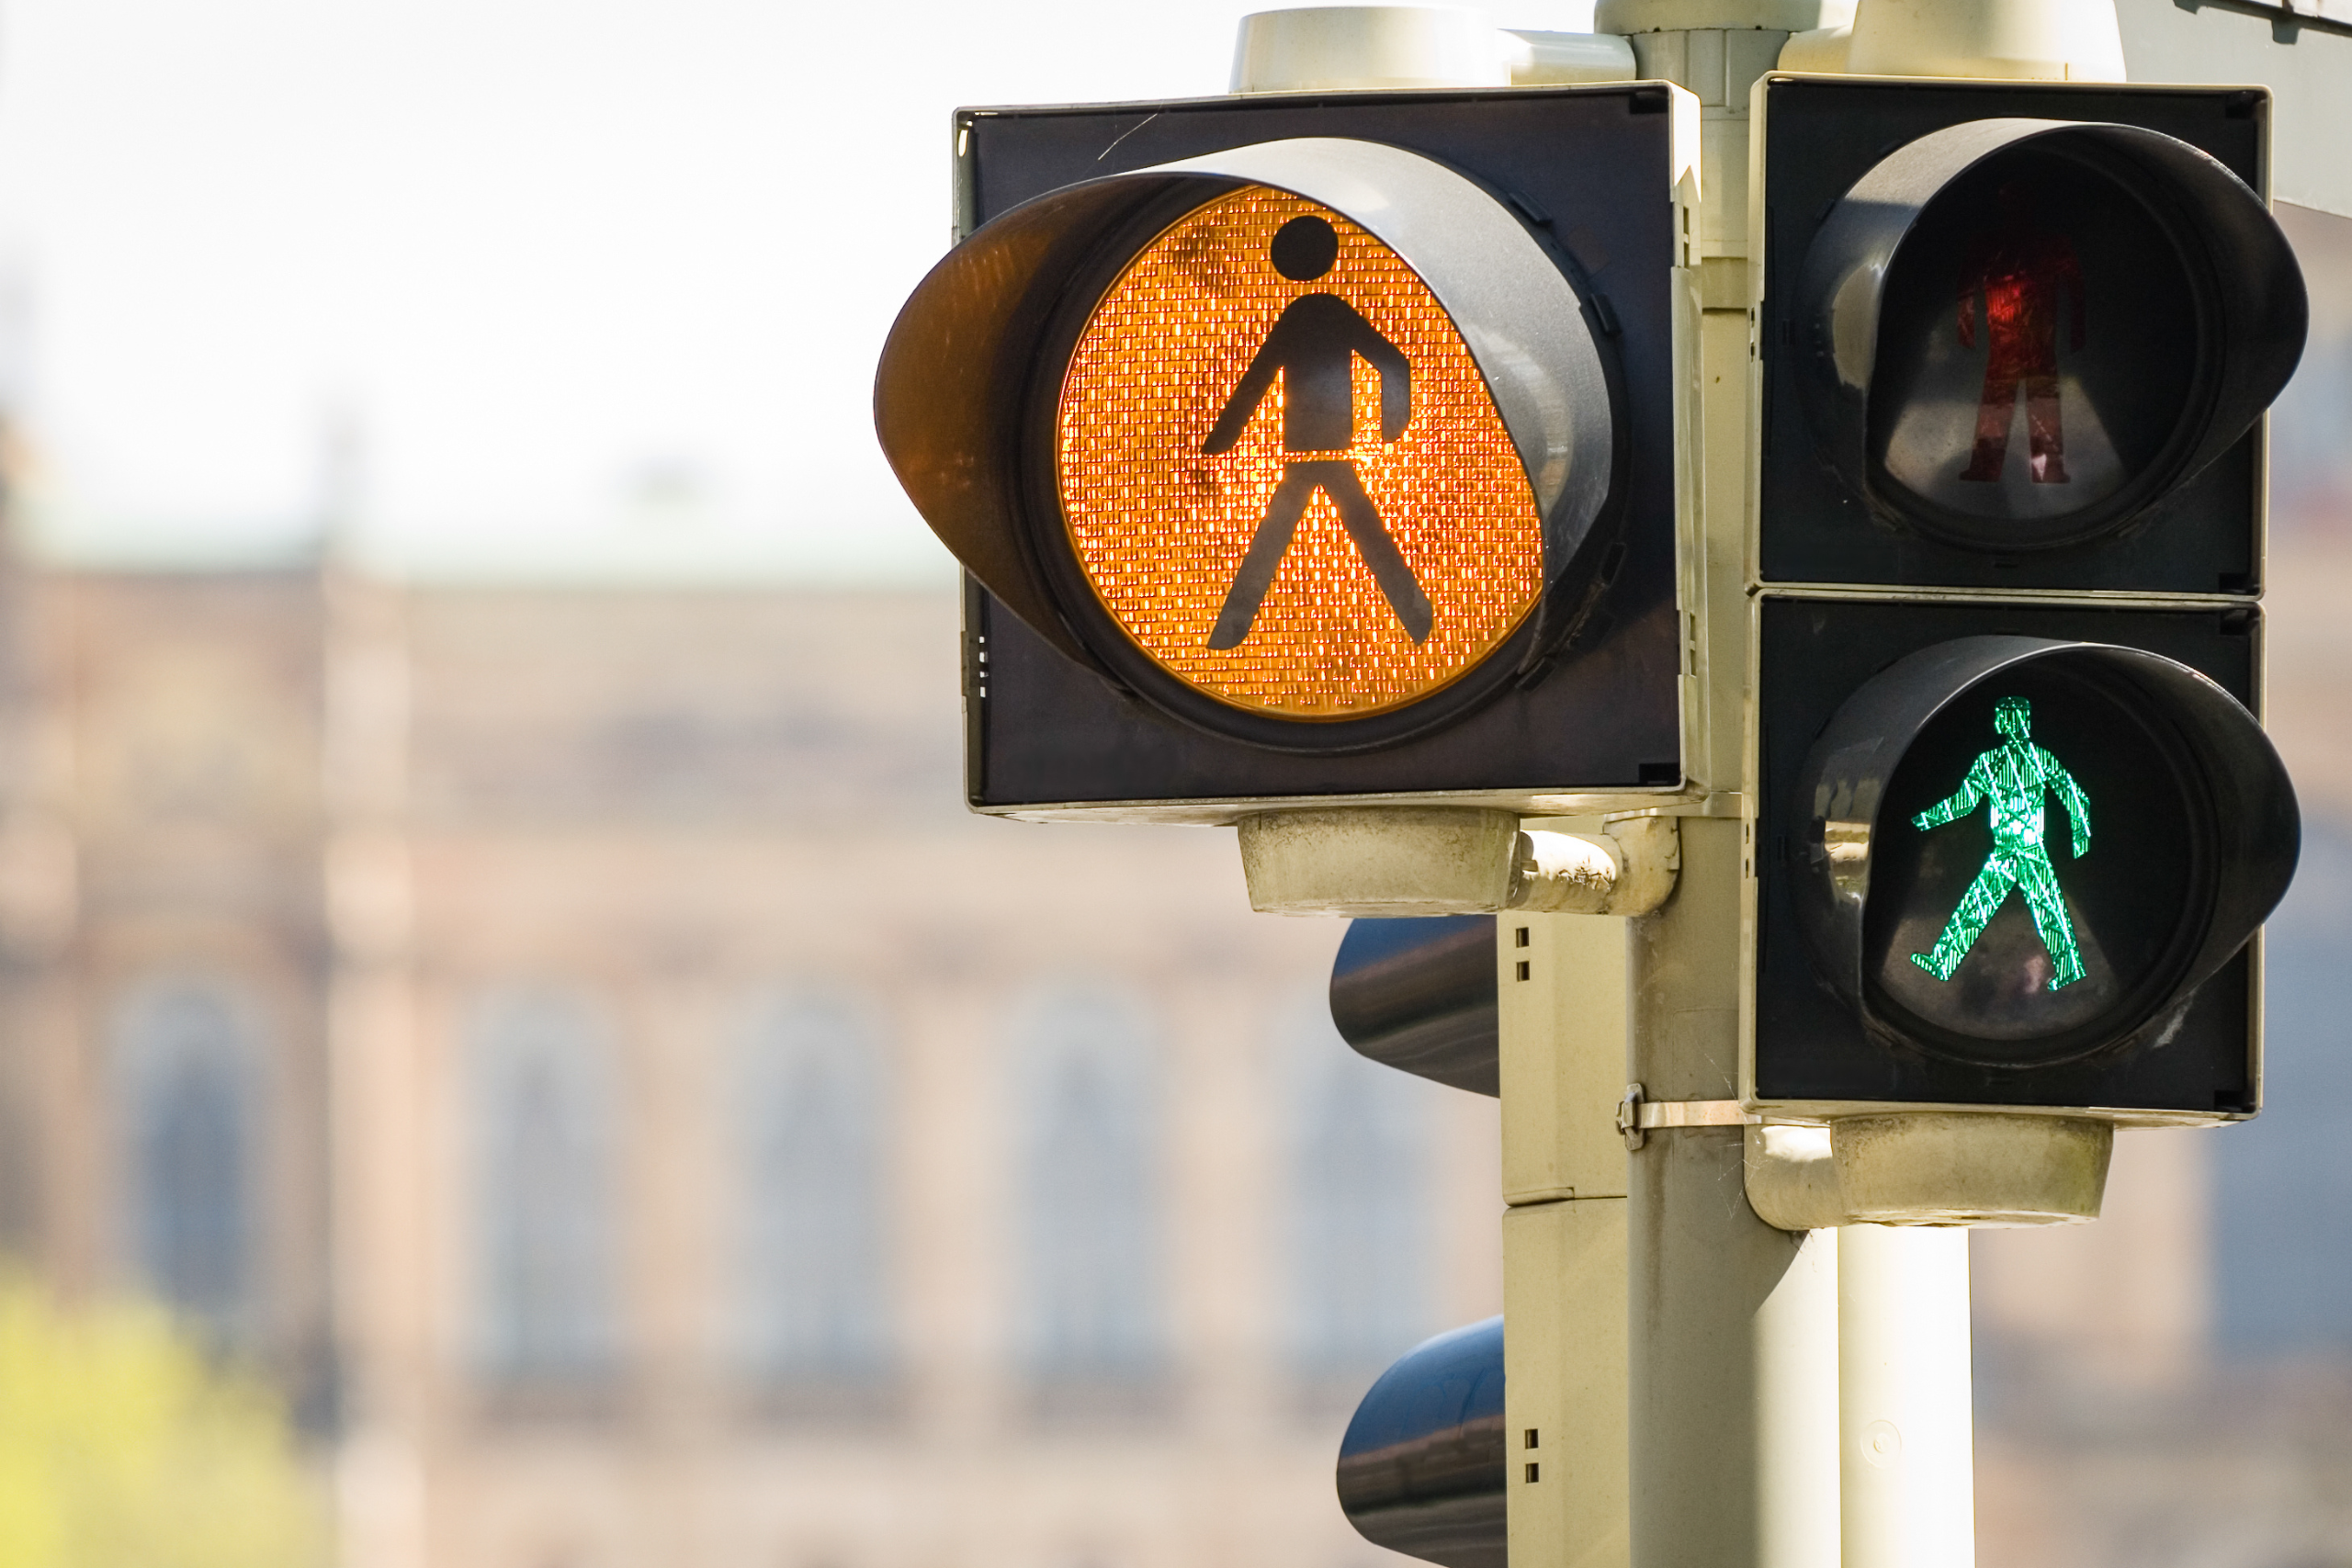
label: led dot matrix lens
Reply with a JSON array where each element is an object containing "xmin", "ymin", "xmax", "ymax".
[{"xmin": 1056, "ymin": 187, "xmax": 1542, "ymax": 720}]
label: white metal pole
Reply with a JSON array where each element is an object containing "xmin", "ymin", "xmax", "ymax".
[
  {"xmin": 1838, "ymin": 1225, "xmax": 1975, "ymax": 1568},
  {"xmin": 1627, "ymin": 819, "xmax": 1841, "ymax": 1568}
]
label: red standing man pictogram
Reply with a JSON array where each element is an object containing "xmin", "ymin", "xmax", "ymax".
[{"xmin": 1957, "ymin": 183, "xmax": 2086, "ymax": 486}]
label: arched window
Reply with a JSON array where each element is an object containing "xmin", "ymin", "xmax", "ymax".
[
  {"xmin": 113, "ymin": 978, "xmax": 258, "ymax": 1342},
  {"xmin": 1285, "ymin": 990, "xmax": 1433, "ymax": 1382},
  {"xmin": 1016, "ymin": 985, "xmax": 1163, "ymax": 1395},
  {"xmin": 469, "ymin": 988, "xmax": 619, "ymax": 1385},
  {"xmin": 736, "ymin": 990, "xmax": 890, "ymax": 1386}
]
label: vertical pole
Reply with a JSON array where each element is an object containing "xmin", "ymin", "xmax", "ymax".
[
  {"xmin": 1627, "ymin": 819, "xmax": 1840, "ymax": 1568},
  {"xmin": 1838, "ymin": 1226, "xmax": 1975, "ymax": 1568},
  {"xmin": 1617, "ymin": 9, "xmax": 1846, "ymax": 1551}
]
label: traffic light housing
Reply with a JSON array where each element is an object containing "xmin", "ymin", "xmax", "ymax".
[
  {"xmin": 1756, "ymin": 77, "xmax": 2305, "ymax": 592},
  {"xmin": 1746, "ymin": 75, "xmax": 2307, "ymax": 1124},
  {"xmin": 1753, "ymin": 601, "xmax": 2296, "ymax": 1114},
  {"xmin": 1336, "ymin": 1315, "xmax": 1506, "ymax": 1568},
  {"xmin": 1329, "ymin": 915, "xmax": 1499, "ymax": 1096},
  {"xmin": 876, "ymin": 86, "xmax": 1701, "ymax": 818},
  {"xmin": 1320, "ymin": 926, "xmax": 1519, "ymax": 1568}
]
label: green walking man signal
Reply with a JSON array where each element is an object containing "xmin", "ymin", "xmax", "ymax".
[{"xmin": 1910, "ymin": 696, "xmax": 2093, "ymax": 989}]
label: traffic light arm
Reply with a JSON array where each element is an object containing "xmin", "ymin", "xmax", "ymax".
[
  {"xmin": 1909, "ymin": 769, "xmax": 1984, "ymax": 834},
  {"xmin": 2051, "ymin": 755, "xmax": 2091, "ymax": 858}
]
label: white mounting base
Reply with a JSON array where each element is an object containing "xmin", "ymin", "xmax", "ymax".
[
  {"xmin": 1237, "ymin": 806, "xmax": 1681, "ymax": 918},
  {"xmin": 1747, "ymin": 1112, "xmax": 2114, "ymax": 1229}
]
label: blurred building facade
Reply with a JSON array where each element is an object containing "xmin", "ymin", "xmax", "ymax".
[
  {"xmin": 0, "ymin": 538, "xmax": 2347, "ymax": 1568},
  {"xmin": 0, "ymin": 563, "xmax": 1503, "ymax": 1568}
]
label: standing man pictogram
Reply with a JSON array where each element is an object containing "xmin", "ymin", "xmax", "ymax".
[
  {"xmin": 1909, "ymin": 695, "xmax": 2093, "ymax": 989},
  {"xmin": 1203, "ymin": 215, "xmax": 1431, "ymax": 649},
  {"xmin": 1957, "ymin": 183, "xmax": 2086, "ymax": 486}
]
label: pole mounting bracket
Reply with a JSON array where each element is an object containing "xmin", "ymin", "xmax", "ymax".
[{"xmin": 1616, "ymin": 1082, "xmax": 1756, "ymax": 1150}]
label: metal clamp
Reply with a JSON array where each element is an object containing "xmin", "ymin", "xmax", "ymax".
[{"xmin": 1616, "ymin": 1082, "xmax": 1758, "ymax": 1151}]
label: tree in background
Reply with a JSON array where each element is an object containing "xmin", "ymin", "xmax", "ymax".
[{"xmin": 0, "ymin": 1278, "xmax": 324, "ymax": 1568}]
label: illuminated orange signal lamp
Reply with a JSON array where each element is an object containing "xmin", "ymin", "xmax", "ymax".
[{"xmin": 875, "ymin": 136, "xmax": 1623, "ymax": 755}]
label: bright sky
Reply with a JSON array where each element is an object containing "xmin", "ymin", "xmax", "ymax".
[{"xmin": 0, "ymin": 0, "xmax": 1592, "ymax": 581}]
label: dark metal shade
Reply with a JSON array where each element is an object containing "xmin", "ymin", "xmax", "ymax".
[
  {"xmin": 1336, "ymin": 1316, "xmax": 1507, "ymax": 1568},
  {"xmin": 1330, "ymin": 916, "xmax": 1498, "ymax": 1097}
]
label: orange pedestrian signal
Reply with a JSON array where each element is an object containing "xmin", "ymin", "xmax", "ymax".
[
  {"xmin": 1056, "ymin": 186, "xmax": 1542, "ymax": 721},
  {"xmin": 876, "ymin": 131, "xmax": 1636, "ymax": 764},
  {"xmin": 874, "ymin": 95, "xmax": 1693, "ymax": 816}
]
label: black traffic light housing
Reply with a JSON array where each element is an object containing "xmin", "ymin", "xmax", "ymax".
[
  {"xmin": 1747, "ymin": 76, "xmax": 2307, "ymax": 1121},
  {"xmin": 1756, "ymin": 77, "xmax": 2305, "ymax": 594},
  {"xmin": 1752, "ymin": 598, "xmax": 2295, "ymax": 1115},
  {"xmin": 876, "ymin": 86, "xmax": 1694, "ymax": 818},
  {"xmin": 1322, "ymin": 923, "xmax": 1508, "ymax": 1568}
]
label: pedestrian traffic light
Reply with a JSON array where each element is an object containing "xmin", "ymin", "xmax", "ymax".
[
  {"xmin": 1755, "ymin": 605, "xmax": 2298, "ymax": 1112},
  {"xmin": 1746, "ymin": 75, "xmax": 2307, "ymax": 1123},
  {"xmin": 874, "ymin": 86, "xmax": 1702, "ymax": 818},
  {"xmin": 1755, "ymin": 76, "xmax": 2305, "ymax": 592}
]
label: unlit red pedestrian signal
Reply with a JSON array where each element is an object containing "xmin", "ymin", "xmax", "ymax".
[
  {"xmin": 1951, "ymin": 186, "xmax": 2086, "ymax": 492},
  {"xmin": 1758, "ymin": 79, "xmax": 2305, "ymax": 588}
]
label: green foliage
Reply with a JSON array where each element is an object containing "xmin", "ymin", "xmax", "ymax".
[{"xmin": 0, "ymin": 1278, "xmax": 324, "ymax": 1568}]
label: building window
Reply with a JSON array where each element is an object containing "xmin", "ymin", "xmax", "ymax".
[
  {"xmin": 736, "ymin": 990, "xmax": 891, "ymax": 1395},
  {"xmin": 1286, "ymin": 990, "xmax": 1433, "ymax": 1386},
  {"xmin": 114, "ymin": 978, "xmax": 258, "ymax": 1342},
  {"xmin": 468, "ymin": 987, "xmax": 619, "ymax": 1391},
  {"xmin": 1016, "ymin": 985, "xmax": 1164, "ymax": 1407}
]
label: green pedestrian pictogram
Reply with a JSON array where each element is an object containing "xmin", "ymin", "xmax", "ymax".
[{"xmin": 1909, "ymin": 695, "xmax": 2093, "ymax": 989}]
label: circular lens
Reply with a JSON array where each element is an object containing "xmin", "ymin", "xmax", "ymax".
[
  {"xmin": 1050, "ymin": 186, "xmax": 1544, "ymax": 726},
  {"xmin": 1860, "ymin": 656, "xmax": 2216, "ymax": 1067},
  {"xmin": 1865, "ymin": 140, "xmax": 2215, "ymax": 551}
]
